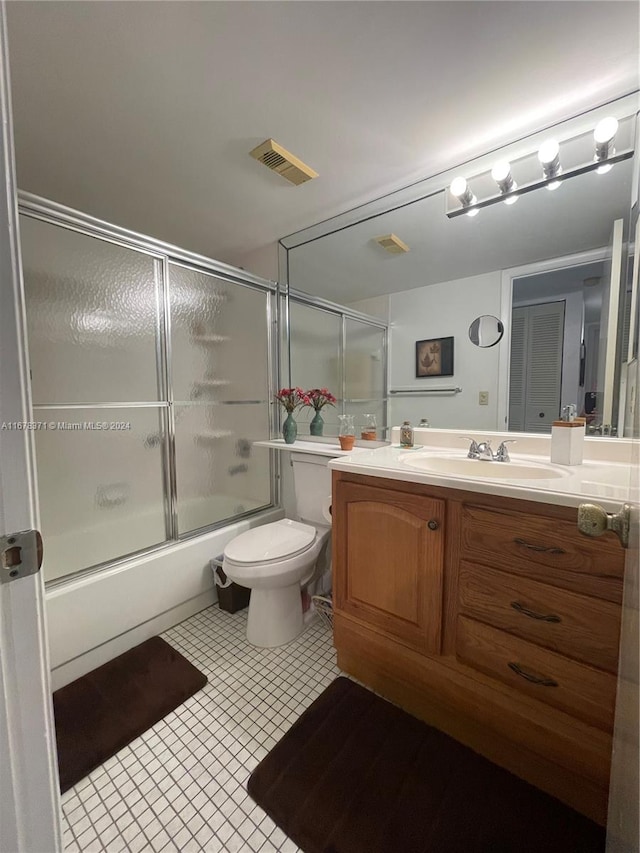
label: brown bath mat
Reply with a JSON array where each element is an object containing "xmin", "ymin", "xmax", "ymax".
[
  {"xmin": 248, "ymin": 677, "xmax": 605, "ymax": 853},
  {"xmin": 53, "ymin": 636, "xmax": 207, "ymax": 793}
]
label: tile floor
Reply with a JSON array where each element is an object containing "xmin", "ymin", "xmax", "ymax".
[{"xmin": 60, "ymin": 605, "xmax": 340, "ymax": 852}]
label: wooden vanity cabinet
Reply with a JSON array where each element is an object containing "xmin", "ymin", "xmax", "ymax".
[
  {"xmin": 333, "ymin": 480, "xmax": 444, "ymax": 655},
  {"xmin": 331, "ymin": 470, "xmax": 625, "ymax": 825}
]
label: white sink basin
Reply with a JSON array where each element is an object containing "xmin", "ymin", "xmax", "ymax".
[{"xmin": 401, "ymin": 453, "xmax": 569, "ymax": 480}]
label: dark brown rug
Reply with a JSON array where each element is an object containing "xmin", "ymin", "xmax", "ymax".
[
  {"xmin": 53, "ymin": 636, "xmax": 207, "ymax": 793},
  {"xmin": 248, "ymin": 677, "xmax": 606, "ymax": 853}
]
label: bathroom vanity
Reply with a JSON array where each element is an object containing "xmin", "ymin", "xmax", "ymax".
[{"xmin": 329, "ymin": 439, "xmax": 629, "ymax": 824}]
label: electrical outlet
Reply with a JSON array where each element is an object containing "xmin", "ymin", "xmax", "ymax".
[{"xmin": 479, "ymin": 391, "xmax": 489, "ymax": 406}]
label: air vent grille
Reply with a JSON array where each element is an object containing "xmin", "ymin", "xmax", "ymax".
[
  {"xmin": 249, "ymin": 139, "xmax": 318, "ymax": 186},
  {"xmin": 375, "ymin": 234, "xmax": 410, "ymax": 254}
]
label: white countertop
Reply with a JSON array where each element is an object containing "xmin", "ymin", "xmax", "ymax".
[
  {"xmin": 254, "ymin": 439, "xmax": 374, "ymax": 458},
  {"xmin": 328, "ymin": 442, "xmax": 634, "ymax": 511}
]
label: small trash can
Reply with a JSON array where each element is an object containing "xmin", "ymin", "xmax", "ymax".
[{"xmin": 211, "ymin": 557, "xmax": 251, "ymax": 614}]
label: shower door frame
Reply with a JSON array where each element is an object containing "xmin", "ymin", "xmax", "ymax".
[{"xmin": 18, "ymin": 192, "xmax": 282, "ymax": 585}]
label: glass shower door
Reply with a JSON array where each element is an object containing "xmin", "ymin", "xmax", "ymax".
[
  {"xmin": 168, "ymin": 263, "xmax": 272, "ymax": 536},
  {"xmin": 20, "ymin": 216, "xmax": 169, "ymax": 581}
]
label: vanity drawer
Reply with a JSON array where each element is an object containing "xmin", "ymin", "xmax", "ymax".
[
  {"xmin": 460, "ymin": 504, "xmax": 624, "ymax": 603},
  {"xmin": 458, "ymin": 562, "xmax": 621, "ymax": 673},
  {"xmin": 456, "ymin": 615, "xmax": 617, "ymax": 731}
]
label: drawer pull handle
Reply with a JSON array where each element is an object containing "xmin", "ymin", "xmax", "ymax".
[
  {"xmin": 510, "ymin": 601, "xmax": 561, "ymax": 623},
  {"xmin": 508, "ymin": 662, "xmax": 558, "ymax": 687},
  {"xmin": 514, "ymin": 538, "xmax": 566, "ymax": 555}
]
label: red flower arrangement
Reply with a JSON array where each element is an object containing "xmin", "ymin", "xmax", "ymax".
[
  {"xmin": 305, "ymin": 388, "xmax": 337, "ymax": 412},
  {"xmin": 274, "ymin": 387, "xmax": 310, "ymax": 413}
]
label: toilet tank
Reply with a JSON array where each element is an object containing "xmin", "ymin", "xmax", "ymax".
[{"xmin": 291, "ymin": 452, "xmax": 332, "ymax": 526}]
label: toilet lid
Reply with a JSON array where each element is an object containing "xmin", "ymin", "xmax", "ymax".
[{"xmin": 224, "ymin": 519, "xmax": 316, "ymax": 563}]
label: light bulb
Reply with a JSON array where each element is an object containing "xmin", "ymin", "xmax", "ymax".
[
  {"xmin": 538, "ymin": 139, "xmax": 559, "ymax": 165},
  {"xmin": 594, "ymin": 116, "xmax": 618, "ymax": 166},
  {"xmin": 491, "ymin": 160, "xmax": 517, "ymax": 203},
  {"xmin": 546, "ymin": 181, "xmax": 562, "ymax": 191},
  {"xmin": 594, "ymin": 117, "xmax": 618, "ymax": 145},
  {"xmin": 450, "ymin": 176, "xmax": 468, "ymax": 199},
  {"xmin": 491, "ymin": 161, "xmax": 512, "ymax": 183},
  {"xmin": 466, "ymin": 208, "xmax": 479, "ymax": 217},
  {"xmin": 450, "ymin": 176, "xmax": 476, "ymax": 210},
  {"xmin": 596, "ymin": 163, "xmax": 613, "ymax": 175}
]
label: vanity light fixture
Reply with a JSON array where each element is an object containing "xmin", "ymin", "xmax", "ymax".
[
  {"xmin": 538, "ymin": 139, "xmax": 562, "ymax": 190},
  {"xmin": 594, "ymin": 117, "xmax": 618, "ymax": 174},
  {"xmin": 449, "ymin": 177, "xmax": 479, "ymax": 217},
  {"xmin": 491, "ymin": 161, "xmax": 518, "ymax": 204},
  {"xmin": 446, "ymin": 114, "xmax": 633, "ymax": 219}
]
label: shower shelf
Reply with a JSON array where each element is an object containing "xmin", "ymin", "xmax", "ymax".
[
  {"xmin": 194, "ymin": 379, "xmax": 231, "ymax": 387},
  {"xmin": 192, "ymin": 334, "xmax": 230, "ymax": 344},
  {"xmin": 196, "ymin": 430, "xmax": 234, "ymax": 442}
]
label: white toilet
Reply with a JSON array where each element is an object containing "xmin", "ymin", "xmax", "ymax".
[{"xmin": 222, "ymin": 452, "xmax": 332, "ymax": 648}]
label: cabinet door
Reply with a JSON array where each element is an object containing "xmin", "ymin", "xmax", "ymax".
[{"xmin": 334, "ymin": 481, "xmax": 444, "ymax": 654}]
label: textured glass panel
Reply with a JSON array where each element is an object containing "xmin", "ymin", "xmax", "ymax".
[
  {"xmin": 33, "ymin": 407, "xmax": 167, "ymax": 581},
  {"xmin": 345, "ymin": 319, "xmax": 385, "ymax": 400},
  {"xmin": 20, "ymin": 216, "xmax": 161, "ymax": 404},
  {"xmin": 174, "ymin": 403, "xmax": 271, "ymax": 536},
  {"xmin": 345, "ymin": 320, "xmax": 386, "ymax": 438},
  {"xmin": 290, "ymin": 302, "xmax": 342, "ymax": 435},
  {"xmin": 290, "ymin": 302, "xmax": 342, "ymax": 393},
  {"xmin": 169, "ymin": 264, "xmax": 269, "ymax": 403}
]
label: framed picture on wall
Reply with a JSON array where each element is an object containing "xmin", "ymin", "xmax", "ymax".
[{"xmin": 415, "ymin": 337, "xmax": 454, "ymax": 378}]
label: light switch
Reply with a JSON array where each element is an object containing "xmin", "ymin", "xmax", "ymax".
[{"xmin": 479, "ymin": 391, "xmax": 489, "ymax": 406}]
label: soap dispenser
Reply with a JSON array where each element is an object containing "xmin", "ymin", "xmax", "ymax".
[{"xmin": 551, "ymin": 404, "xmax": 585, "ymax": 465}]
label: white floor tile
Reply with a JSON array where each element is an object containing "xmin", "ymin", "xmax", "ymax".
[{"xmin": 61, "ymin": 605, "xmax": 338, "ymax": 851}]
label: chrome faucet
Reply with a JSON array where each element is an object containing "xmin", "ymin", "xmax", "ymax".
[
  {"xmin": 459, "ymin": 437, "xmax": 516, "ymax": 462},
  {"xmin": 475, "ymin": 441, "xmax": 495, "ymax": 461}
]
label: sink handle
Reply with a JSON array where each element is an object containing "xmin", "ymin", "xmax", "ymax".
[
  {"xmin": 458, "ymin": 436, "xmax": 479, "ymax": 458},
  {"xmin": 495, "ymin": 439, "xmax": 516, "ymax": 462}
]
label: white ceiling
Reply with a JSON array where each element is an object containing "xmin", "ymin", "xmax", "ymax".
[{"xmin": 6, "ymin": 1, "xmax": 639, "ymax": 268}]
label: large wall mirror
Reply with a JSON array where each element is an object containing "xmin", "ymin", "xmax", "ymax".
[{"xmin": 281, "ymin": 95, "xmax": 639, "ymax": 438}]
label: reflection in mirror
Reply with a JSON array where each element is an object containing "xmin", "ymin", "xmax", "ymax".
[
  {"xmin": 288, "ymin": 294, "xmax": 387, "ymax": 439},
  {"xmin": 283, "ymin": 97, "xmax": 637, "ymax": 438},
  {"xmin": 469, "ymin": 315, "xmax": 504, "ymax": 348}
]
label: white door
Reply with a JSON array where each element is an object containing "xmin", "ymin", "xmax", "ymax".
[
  {"xmin": 0, "ymin": 7, "xmax": 62, "ymax": 852},
  {"xmin": 605, "ymin": 348, "xmax": 640, "ymax": 851},
  {"xmin": 597, "ymin": 219, "xmax": 624, "ymax": 427}
]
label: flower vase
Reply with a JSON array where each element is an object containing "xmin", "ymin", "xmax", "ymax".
[
  {"xmin": 309, "ymin": 410, "xmax": 324, "ymax": 436},
  {"xmin": 282, "ymin": 413, "xmax": 297, "ymax": 444}
]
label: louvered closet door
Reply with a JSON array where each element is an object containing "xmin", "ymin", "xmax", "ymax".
[
  {"xmin": 509, "ymin": 301, "xmax": 565, "ymax": 432},
  {"xmin": 508, "ymin": 311, "xmax": 527, "ymax": 430}
]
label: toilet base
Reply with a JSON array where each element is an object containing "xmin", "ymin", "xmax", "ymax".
[{"xmin": 246, "ymin": 584, "xmax": 303, "ymax": 648}]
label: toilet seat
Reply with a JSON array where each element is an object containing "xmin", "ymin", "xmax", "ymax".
[{"xmin": 223, "ymin": 518, "xmax": 317, "ymax": 566}]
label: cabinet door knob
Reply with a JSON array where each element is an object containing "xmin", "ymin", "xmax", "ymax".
[{"xmin": 427, "ymin": 519, "xmax": 439, "ymax": 531}]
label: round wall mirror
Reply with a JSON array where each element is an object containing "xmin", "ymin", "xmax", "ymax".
[{"xmin": 469, "ymin": 315, "xmax": 504, "ymax": 348}]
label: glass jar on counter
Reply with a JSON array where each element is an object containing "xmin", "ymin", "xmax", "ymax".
[
  {"xmin": 338, "ymin": 414, "xmax": 355, "ymax": 451},
  {"xmin": 361, "ymin": 414, "xmax": 377, "ymax": 440}
]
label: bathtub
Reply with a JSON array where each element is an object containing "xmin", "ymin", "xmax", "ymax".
[{"xmin": 45, "ymin": 501, "xmax": 284, "ymax": 689}]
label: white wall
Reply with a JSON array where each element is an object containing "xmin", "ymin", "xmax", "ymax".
[
  {"xmin": 347, "ymin": 294, "xmax": 390, "ymax": 322},
  {"xmin": 388, "ymin": 271, "xmax": 504, "ymax": 431},
  {"xmin": 230, "ymin": 242, "xmax": 279, "ymax": 282}
]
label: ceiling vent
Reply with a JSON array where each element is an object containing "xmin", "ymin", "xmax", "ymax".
[
  {"xmin": 249, "ymin": 139, "xmax": 318, "ymax": 186},
  {"xmin": 375, "ymin": 234, "xmax": 410, "ymax": 254}
]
